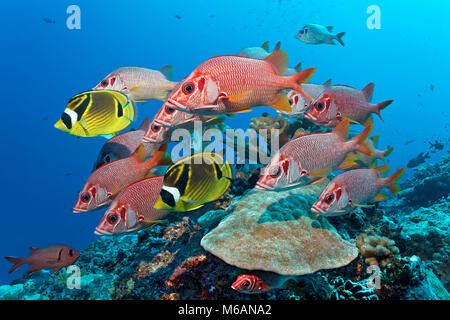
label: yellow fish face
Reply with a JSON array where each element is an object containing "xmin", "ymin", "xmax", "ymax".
[{"xmin": 54, "ymin": 90, "xmax": 136, "ymax": 137}]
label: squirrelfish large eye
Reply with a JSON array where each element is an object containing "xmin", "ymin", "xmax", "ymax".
[
  {"xmin": 269, "ymin": 167, "xmax": 281, "ymax": 178},
  {"xmin": 100, "ymin": 80, "xmax": 108, "ymax": 87},
  {"xmin": 316, "ymin": 102, "xmax": 324, "ymax": 111},
  {"xmin": 151, "ymin": 124, "xmax": 161, "ymax": 132},
  {"xmin": 325, "ymin": 194, "xmax": 334, "ymax": 204},
  {"xmin": 107, "ymin": 213, "xmax": 118, "ymax": 224},
  {"xmin": 165, "ymin": 105, "xmax": 175, "ymax": 114},
  {"xmin": 81, "ymin": 192, "xmax": 90, "ymax": 203},
  {"xmin": 242, "ymin": 281, "xmax": 250, "ymax": 288},
  {"xmin": 182, "ymin": 82, "xmax": 195, "ymax": 94}
]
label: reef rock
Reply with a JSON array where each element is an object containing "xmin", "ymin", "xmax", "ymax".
[{"xmin": 201, "ymin": 181, "xmax": 359, "ymax": 276}]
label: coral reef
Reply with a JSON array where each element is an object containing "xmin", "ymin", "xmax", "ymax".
[
  {"xmin": 356, "ymin": 233, "xmax": 400, "ymax": 267},
  {"xmin": 201, "ymin": 180, "xmax": 359, "ymax": 276}
]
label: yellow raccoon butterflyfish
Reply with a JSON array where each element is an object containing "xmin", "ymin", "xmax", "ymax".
[
  {"xmin": 54, "ymin": 90, "xmax": 136, "ymax": 137},
  {"xmin": 154, "ymin": 153, "xmax": 233, "ymax": 212}
]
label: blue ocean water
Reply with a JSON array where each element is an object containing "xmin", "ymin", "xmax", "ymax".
[{"xmin": 0, "ymin": 0, "xmax": 448, "ymax": 286}]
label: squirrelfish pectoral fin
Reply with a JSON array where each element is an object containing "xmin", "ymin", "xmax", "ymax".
[
  {"xmin": 140, "ymin": 219, "xmax": 168, "ymax": 225},
  {"xmin": 220, "ymin": 90, "xmax": 252, "ymax": 104},
  {"xmin": 351, "ymin": 203, "xmax": 375, "ymax": 208},
  {"xmin": 308, "ymin": 167, "xmax": 332, "ymax": 178}
]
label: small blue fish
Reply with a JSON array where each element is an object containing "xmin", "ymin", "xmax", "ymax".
[{"xmin": 296, "ymin": 24, "xmax": 345, "ymax": 46}]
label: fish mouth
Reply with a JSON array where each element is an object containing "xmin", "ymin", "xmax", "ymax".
[
  {"xmin": 94, "ymin": 228, "xmax": 112, "ymax": 236},
  {"xmin": 311, "ymin": 205, "xmax": 324, "ymax": 214},
  {"xmin": 167, "ymin": 99, "xmax": 188, "ymax": 112},
  {"xmin": 255, "ymin": 182, "xmax": 274, "ymax": 191},
  {"xmin": 73, "ymin": 207, "xmax": 87, "ymax": 213}
]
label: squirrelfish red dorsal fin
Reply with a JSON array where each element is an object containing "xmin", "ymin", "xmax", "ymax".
[
  {"xmin": 261, "ymin": 41, "xmax": 270, "ymax": 52},
  {"xmin": 138, "ymin": 117, "xmax": 150, "ymax": 131},
  {"xmin": 362, "ymin": 83, "xmax": 375, "ymax": 101},
  {"xmin": 264, "ymin": 50, "xmax": 288, "ymax": 76},
  {"xmin": 332, "ymin": 118, "xmax": 350, "ymax": 140},
  {"xmin": 323, "ymin": 79, "xmax": 332, "ymax": 87},
  {"xmin": 294, "ymin": 62, "xmax": 302, "ymax": 72},
  {"xmin": 273, "ymin": 41, "xmax": 281, "ymax": 52},
  {"xmin": 131, "ymin": 144, "xmax": 146, "ymax": 162}
]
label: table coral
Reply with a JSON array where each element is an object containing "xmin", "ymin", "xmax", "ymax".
[{"xmin": 201, "ymin": 180, "xmax": 359, "ymax": 276}]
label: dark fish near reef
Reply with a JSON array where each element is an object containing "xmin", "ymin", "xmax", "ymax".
[
  {"xmin": 54, "ymin": 90, "xmax": 136, "ymax": 137},
  {"xmin": 407, "ymin": 152, "xmax": 430, "ymax": 168},
  {"xmin": 154, "ymin": 153, "xmax": 233, "ymax": 212},
  {"xmin": 95, "ymin": 176, "xmax": 168, "ymax": 235},
  {"xmin": 296, "ymin": 24, "xmax": 345, "ymax": 46},
  {"xmin": 429, "ymin": 140, "xmax": 444, "ymax": 152},
  {"xmin": 74, "ymin": 144, "xmax": 169, "ymax": 213},
  {"xmin": 256, "ymin": 119, "xmax": 373, "ymax": 191},
  {"xmin": 93, "ymin": 117, "xmax": 160, "ymax": 170},
  {"xmin": 312, "ymin": 166, "xmax": 405, "ymax": 216},
  {"xmin": 93, "ymin": 66, "xmax": 177, "ymax": 102},
  {"xmin": 5, "ymin": 245, "xmax": 79, "ymax": 274},
  {"xmin": 305, "ymin": 83, "xmax": 393, "ymax": 128}
]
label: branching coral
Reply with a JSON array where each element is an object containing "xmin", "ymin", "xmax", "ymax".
[{"xmin": 356, "ymin": 233, "xmax": 400, "ymax": 267}]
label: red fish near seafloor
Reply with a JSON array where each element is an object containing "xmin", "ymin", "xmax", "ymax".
[
  {"xmin": 73, "ymin": 144, "xmax": 169, "ymax": 213},
  {"xmin": 231, "ymin": 275, "xmax": 272, "ymax": 294},
  {"xmin": 5, "ymin": 245, "xmax": 80, "ymax": 274},
  {"xmin": 311, "ymin": 166, "xmax": 405, "ymax": 216},
  {"xmin": 95, "ymin": 176, "xmax": 169, "ymax": 235},
  {"xmin": 256, "ymin": 119, "xmax": 373, "ymax": 191},
  {"xmin": 165, "ymin": 50, "xmax": 316, "ymax": 116},
  {"xmin": 304, "ymin": 83, "xmax": 393, "ymax": 128}
]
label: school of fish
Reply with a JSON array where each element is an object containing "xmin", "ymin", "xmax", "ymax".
[{"xmin": 7, "ymin": 29, "xmax": 406, "ymax": 293}]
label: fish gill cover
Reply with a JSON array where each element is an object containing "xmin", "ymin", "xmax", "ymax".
[{"xmin": 0, "ymin": 0, "xmax": 449, "ymax": 301}]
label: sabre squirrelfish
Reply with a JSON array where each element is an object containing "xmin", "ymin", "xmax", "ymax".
[
  {"xmin": 256, "ymin": 119, "xmax": 373, "ymax": 191},
  {"xmin": 231, "ymin": 275, "xmax": 272, "ymax": 294},
  {"xmin": 305, "ymin": 83, "xmax": 393, "ymax": 128},
  {"xmin": 296, "ymin": 24, "xmax": 345, "ymax": 46},
  {"xmin": 351, "ymin": 135, "xmax": 394, "ymax": 167},
  {"xmin": 73, "ymin": 144, "xmax": 168, "ymax": 213},
  {"xmin": 311, "ymin": 166, "xmax": 405, "ymax": 216},
  {"xmin": 154, "ymin": 153, "xmax": 233, "ymax": 212},
  {"xmin": 236, "ymin": 41, "xmax": 280, "ymax": 59},
  {"xmin": 279, "ymin": 79, "xmax": 332, "ymax": 118},
  {"xmin": 166, "ymin": 50, "xmax": 316, "ymax": 116},
  {"xmin": 5, "ymin": 245, "xmax": 80, "ymax": 274},
  {"xmin": 95, "ymin": 176, "xmax": 169, "ymax": 235},
  {"xmin": 93, "ymin": 66, "xmax": 177, "ymax": 102},
  {"xmin": 93, "ymin": 117, "xmax": 160, "ymax": 170},
  {"xmin": 54, "ymin": 90, "xmax": 136, "ymax": 137}
]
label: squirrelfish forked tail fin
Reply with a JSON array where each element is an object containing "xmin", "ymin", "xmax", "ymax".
[
  {"xmin": 384, "ymin": 168, "xmax": 405, "ymax": 195},
  {"xmin": 381, "ymin": 146, "xmax": 394, "ymax": 162},
  {"xmin": 374, "ymin": 100, "xmax": 393, "ymax": 122},
  {"xmin": 5, "ymin": 256, "xmax": 26, "ymax": 274}
]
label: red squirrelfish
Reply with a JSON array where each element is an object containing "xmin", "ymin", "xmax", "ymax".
[
  {"xmin": 5, "ymin": 245, "xmax": 80, "ymax": 274},
  {"xmin": 304, "ymin": 83, "xmax": 393, "ymax": 127},
  {"xmin": 311, "ymin": 166, "xmax": 405, "ymax": 216},
  {"xmin": 95, "ymin": 176, "xmax": 169, "ymax": 235},
  {"xmin": 279, "ymin": 79, "xmax": 332, "ymax": 118},
  {"xmin": 73, "ymin": 144, "xmax": 168, "ymax": 213},
  {"xmin": 93, "ymin": 117, "xmax": 161, "ymax": 170},
  {"xmin": 231, "ymin": 275, "xmax": 272, "ymax": 294},
  {"xmin": 165, "ymin": 50, "xmax": 315, "ymax": 115},
  {"xmin": 93, "ymin": 66, "xmax": 177, "ymax": 102},
  {"xmin": 256, "ymin": 119, "xmax": 373, "ymax": 191}
]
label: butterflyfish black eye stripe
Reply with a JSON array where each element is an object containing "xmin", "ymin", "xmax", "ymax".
[
  {"xmin": 117, "ymin": 100, "xmax": 123, "ymax": 117},
  {"xmin": 61, "ymin": 112, "xmax": 72, "ymax": 129},
  {"xmin": 174, "ymin": 163, "xmax": 190, "ymax": 196},
  {"xmin": 160, "ymin": 188, "xmax": 176, "ymax": 207},
  {"xmin": 74, "ymin": 94, "xmax": 91, "ymax": 120}
]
